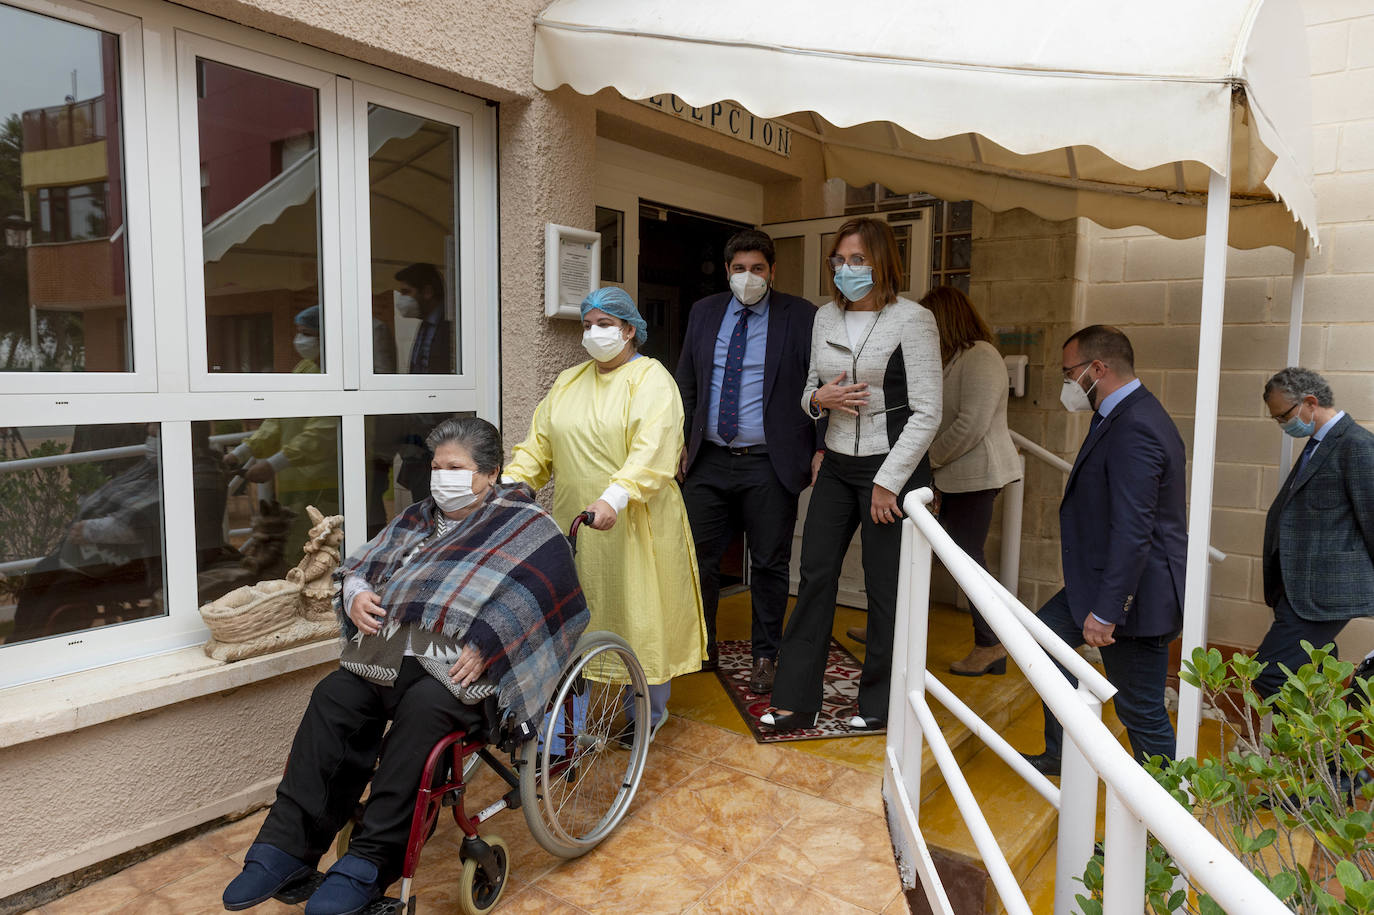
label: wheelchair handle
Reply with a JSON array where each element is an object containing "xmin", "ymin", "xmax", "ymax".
[{"xmin": 568, "ymin": 511, "xmax": 596, "ymax": 553}]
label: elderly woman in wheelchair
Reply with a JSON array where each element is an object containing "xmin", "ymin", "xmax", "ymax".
[{"xmin": 222, "ymin": 417, "xmax": 636, "ymax": 915}]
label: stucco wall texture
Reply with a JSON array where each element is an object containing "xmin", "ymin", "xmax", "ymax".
[{"xmin": 0, "ymin": 663, "xmax": 332, "ymax": 903}]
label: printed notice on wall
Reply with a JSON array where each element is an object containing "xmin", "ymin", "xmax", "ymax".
[
  {"xmin": 544, "ymin": 223, "xmax": 601, "ymax": 319},
  {"xmin": 559, "ymin": 238, "xmax": 594, "ymax": 307}
]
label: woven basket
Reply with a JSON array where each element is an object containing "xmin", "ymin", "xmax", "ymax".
[{"xmin": 199, "ymin": 579, "xmax": 300, "ymax": 644}]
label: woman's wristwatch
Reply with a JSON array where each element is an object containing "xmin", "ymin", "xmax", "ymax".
[{"xmin": 808, "ymin": 391, "xmax": 824, "ymax": 418}]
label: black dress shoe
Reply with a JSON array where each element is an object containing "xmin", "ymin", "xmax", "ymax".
[
  {"xmin": 1022, "ymin": 752, "xmax": 1061, "ymax": 777},
  {"xmin": 759, "ymin": 710, "xmax": 818, "ymax": 732},
  {"xmin": 1354, "ymin": 654, "xmax": 1374, "ymax": 683},
  {"xmin": 846, "ymin": 715, "xmax": 885, "ymax": 731},
  {"xmin": 749, "ymin": 657, "xmax": 776, "ymax": 694}
]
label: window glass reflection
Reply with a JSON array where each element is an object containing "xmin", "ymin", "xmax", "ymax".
[
  {"xmin": 0, "ymin": 423, "xmax": 165, "ymax": 644},
  {"xmin": 367, "ymin": 106, "xmax": 459, "ymax": 375},
  {"xmin": 211, "ymin": 415, "xmax": 342, "ymax": 570},
  {"xmin": 197, "ymin": 59, "xmax": 323, "ymax": 374},
  {"xmin": 0, "ymin": 6, "xmax": 131, "ymax": 372},
  {"xmin": 365, "ymin": 412, "xmax": 470, "ymax": 538}
]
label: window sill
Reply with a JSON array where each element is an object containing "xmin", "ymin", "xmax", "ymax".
[{"xmin": 0, "ymin": 639, "xmax": 340, "ymax": 750}]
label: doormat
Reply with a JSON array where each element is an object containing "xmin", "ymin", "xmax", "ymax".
[{"xmin": 715, "ymin": 638, "xmax": 886, "ymax": 744}]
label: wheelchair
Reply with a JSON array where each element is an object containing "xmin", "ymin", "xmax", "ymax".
[{"xmin": 274, "ymin": 628, "xmax": 653, "ymax": 915}]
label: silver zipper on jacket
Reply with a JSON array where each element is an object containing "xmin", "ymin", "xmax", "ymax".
[{"xmin": 828, "ymin": 307, "xmax": 884, "ymax": 454}]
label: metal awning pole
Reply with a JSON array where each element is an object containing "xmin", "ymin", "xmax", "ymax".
[
  {"xmin": 1279, "ymin": 226, "xmax": 1309, "ymax": 472},
  {"xmin": 1174, "ymin": 128, "xmax": 1233, "ymax": 763}
]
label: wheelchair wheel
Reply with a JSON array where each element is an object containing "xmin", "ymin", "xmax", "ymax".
[
  {"xmin": 519, "ymin": 630, "xmax": 651, "ymax": 858},
  {"xmin": 457, "ymin": 835, "xmax": 509, "ymax": 915}
]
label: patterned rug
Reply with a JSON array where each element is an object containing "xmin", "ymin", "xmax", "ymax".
[{"xmin": 715, "ymin": 638, "xmax": 886, "ymax": 744}]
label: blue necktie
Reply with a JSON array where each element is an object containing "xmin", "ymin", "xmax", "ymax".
[
  {"xmin": 716, "ymin": 308, "xmax": 750, "ymax": 443},
  {"xmin": 1296, "ymin": 437, "xmax": 1319, "ymax": 475}
]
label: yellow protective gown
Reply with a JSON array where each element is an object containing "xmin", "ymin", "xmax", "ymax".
[{"xmin": 505, "ymin": 356, "xmax": 706, "ymax": 683}]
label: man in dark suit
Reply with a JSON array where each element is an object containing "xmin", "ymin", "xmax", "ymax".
[
  {"xmin": 676, "ymin": 229, "xmax": 821, "ymax": 694},
  {"xmin": 1023, "ymin": 325, "xmax": 1187, "ymax": 775},
  {"xmin": 1257, "ymin": 366, "xmax": 1374, "ymax": 698}
]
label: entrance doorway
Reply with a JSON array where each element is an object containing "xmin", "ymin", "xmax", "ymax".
[{"xmin": 635, "ymin": 200, "xmax": 750, "ymax": 374}]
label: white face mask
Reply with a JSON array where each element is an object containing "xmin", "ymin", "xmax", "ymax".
[
  {"xmin": 431, "ymin": 468, "xmax": 480, "ymax": 513},
  {"xmin": 729, "ymin": 271, "xmax": 769, "ymax": 306},
  {"xmin": 1059, "ymin": 366, "xmax": 1098, "ymax": 413},
  {"xmin": 582, "ymin": 324, "xmax": 628, "ymax": 362},
  {"xmin": 394, "ymin": 290, "xmax": 423, "ymax": 319},
  {"xmin": 294, "ymin": 333, "xmax": 320, "ymax": 362}
]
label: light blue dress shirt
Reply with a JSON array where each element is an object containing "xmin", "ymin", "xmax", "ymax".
[
  {"xmin": 1096, "ymin": 377, "xmax": 1141, "ymax": 418},
  {"xmin": 705, "ymin": 293, "xmax": 770, "ymax": 448}
]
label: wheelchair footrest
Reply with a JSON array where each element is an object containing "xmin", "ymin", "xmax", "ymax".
[
  {"xmin": 274, "ymin": 874, "xmax": 411, "ymax": 914},
  {"xmin": 273, "ymin": 870, "xmax": 325, "ymax": 904}
]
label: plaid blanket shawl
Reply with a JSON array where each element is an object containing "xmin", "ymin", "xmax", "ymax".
[{"xmin": 334, "ymin": 484, "xmax": 588, "ymax": 728}]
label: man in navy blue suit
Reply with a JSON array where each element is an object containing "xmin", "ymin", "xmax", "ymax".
[
  {"xmin": 1023, "ymin": 325, "xmax": 1187, "ymax": 776},
  {"xmin": 676, "ymin": 229, "xmax": 822, "ymax": 694}
]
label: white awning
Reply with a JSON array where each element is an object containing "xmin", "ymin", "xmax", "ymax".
[{"xmin": 534, "ymin": 0, "xmax": 1316, "ymax": 251}]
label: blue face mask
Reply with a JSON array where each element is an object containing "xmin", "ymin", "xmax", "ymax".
[
  {"xmin": 1281, "ymin": 405, "xmax": 1316, "ymax": 439},
  {"xmin": 833, "ymin": 264, "xmax": 874, "ymax": 302}
]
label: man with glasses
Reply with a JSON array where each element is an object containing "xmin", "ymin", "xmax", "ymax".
[
  {"xmin": 675, "ymin": 229, "xmax": 823, "ymax": 694},
  {"xmin": 1023, "ymin": 325, "xmax": 1188, "ymax": 776},
  {"xmin": 1257, "ymin": 367, "xmax": 1374, "ymax": 698}
]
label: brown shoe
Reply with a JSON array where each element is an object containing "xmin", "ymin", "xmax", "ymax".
[
  {"xmin": 749, "ymin": 657, "xmax": 776, "ymax": 694},
  {"xmin": 845, "ymin": 626, "xmax": 867, "ymax": 644},
  {"xmin": 949, "ymin": 645, "xmax": 1008, "ymax": 677}
]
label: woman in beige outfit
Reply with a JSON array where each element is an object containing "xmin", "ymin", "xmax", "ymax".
[{"xmin": 921, "ymin": 286, "xmax": 1022, "ymax": 676}]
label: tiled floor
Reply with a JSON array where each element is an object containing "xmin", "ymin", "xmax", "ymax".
[{"xmin": 32, "ymin": 597, "xmax": 907, "ymax": 914}]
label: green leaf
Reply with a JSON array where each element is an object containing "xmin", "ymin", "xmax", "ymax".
[
  {"xmin": 1267, "ymin": 871, "xmax": 1297, "ymax": 900},
  {"xmin": 1198, "ymin": 893, "xmax": 1226, "ymax": 915}
]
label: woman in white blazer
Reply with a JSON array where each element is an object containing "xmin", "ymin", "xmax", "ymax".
[{"xmin": 921, "ymin": 286, "xmax": 1021, "ymax": 676}]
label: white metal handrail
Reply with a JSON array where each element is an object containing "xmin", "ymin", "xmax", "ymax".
[
  {"xmin": 1006, "ymin": 429, "xmax": 1227, "ymax": 565},
  {"xmin": 885, "ymin": 487, "xmax": 1288, "ymax": 915}
]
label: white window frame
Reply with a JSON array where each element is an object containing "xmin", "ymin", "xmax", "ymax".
[
  {"xmin": 0, "ymin": 0, "xmax": 500, "ymax": 690},
  {"xmin": 0, "ymin": 0, "xmax": 158, "ymax": 394},
  {"xmin": 175, "ymin": 31, "xmax": 346, "ymax": 393},
  {"xmin": 351, "ymin": 82, "xmax": 482, "ymax": 391}
]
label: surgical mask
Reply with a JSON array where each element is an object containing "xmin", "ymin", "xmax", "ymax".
[
  {"xmin": 729, "ymin": 271, "xmax": 769, "ymax": 306},
  {"xmin": 582, "ymin": 324, "xmax": 628, "ymax": 362},
  {"xmin": 833, "ymin": 264, "xmax": 874, "ymax": 302},
  {"xmin": 1281, "ymin": 405, "xmax": 1316, "ymax": 439},
  {"xmin": 394, "ymin": 290, "xmax": 423, "ymax": 319},
  {"xmin": 1060, "ymin": 367, "xmax": 1098, "ymax": 413},
  {"xmin": 294, "ymin": 333, "xmax": 320, "ymax": 362},
  {"xmin": 431, "ymin": 469, "xmax": 480, "ymax": 513}
]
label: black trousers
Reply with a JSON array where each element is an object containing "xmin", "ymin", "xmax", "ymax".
[
  {"xmin": 256, "ymin": 659, "xmax": 483, "ymax": 886},
  {"xmin": 1036, "ymin": 589, "xmax": 1177, "ymax": 764},
  {"xmin": 772, "ymin": 451, "xmax": 922, "ymax": 720},
  {"xmin": 938, "ymin": 488, "xmax": 1001, "ymax": 647},
  {"xmin": 1253, "ymin": 592, "xmax": 1348, "ymax": 699},
  {"xmin": 682, "ymin": 444, "xmax": 799, "ymax": 659}
]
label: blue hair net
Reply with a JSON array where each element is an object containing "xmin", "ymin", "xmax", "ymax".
[
  {"xmin": 580, "ymin": 287, "xmax": 647, "ymax": 345},
  {"xmin": 294, "ymin": 305, "xmax": 320, "ymax": 332}
]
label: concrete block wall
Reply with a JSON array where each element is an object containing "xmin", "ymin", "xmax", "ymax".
[
  {"xmin": 963, "ymin": 207, "xmax": 1089, "ymax": 613},
  {"xmin": 1066, "ymin": 0, "xmax": 1374, "ymax": 657}
]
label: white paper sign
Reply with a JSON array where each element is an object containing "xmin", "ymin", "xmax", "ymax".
[{"xmin": 544, "ymin": 224, "xmax": 602, "ymax": 319}]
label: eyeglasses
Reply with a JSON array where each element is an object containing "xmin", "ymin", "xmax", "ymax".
[
  {"xmin": 1061, "ymin": 360, "xmax": 1094, "ymax": 382},
  {"xmin": 827, "ymin": 254, "xmax": 868, "ymax": 269},
  {"xmin": 1270, "ymin": 401, "xmax": 1302, "ymax": 424}
]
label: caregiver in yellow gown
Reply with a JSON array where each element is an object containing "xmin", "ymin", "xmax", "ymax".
[{"xmin": 504, "ymin": 287, "xmax": 706, "ymax": 736}]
